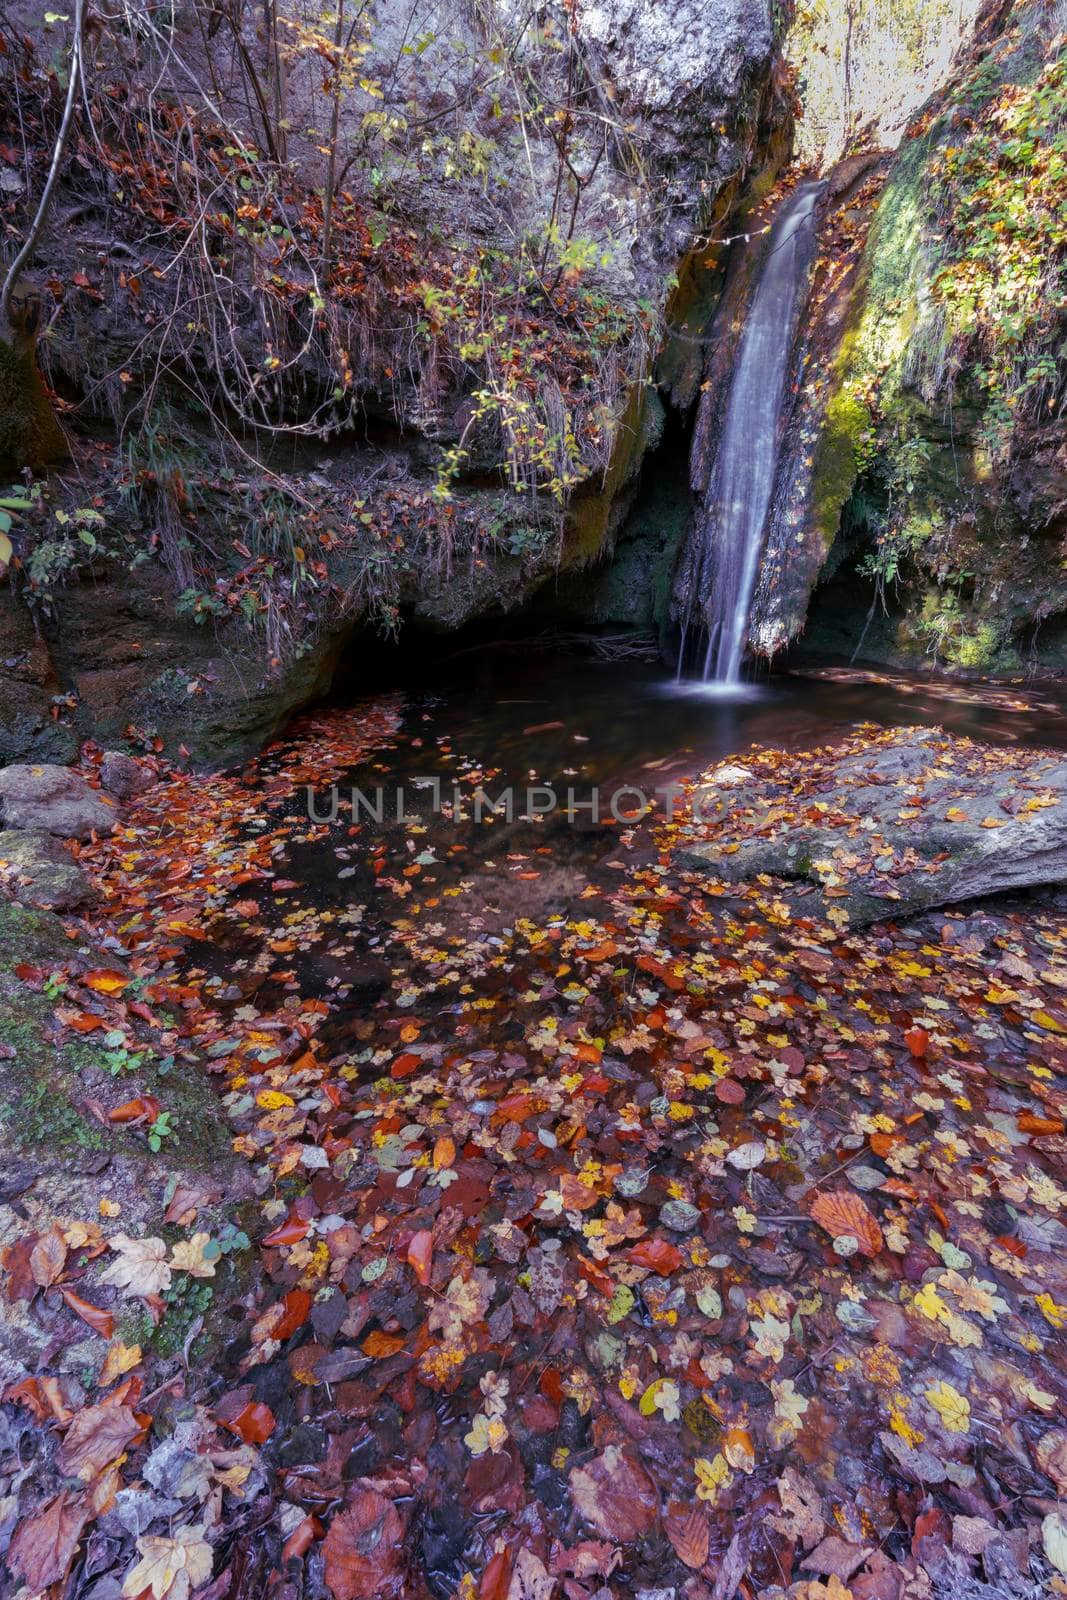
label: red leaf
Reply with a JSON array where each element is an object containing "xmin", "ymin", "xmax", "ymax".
[
  {"xmin": 479, "ymin": 1548, "xmax": 511, "ymax": 1600},
  {"xmin": 323, "ymin": 1487, "xmax": 404, "ymax": 1600},
  {"xmin": 222, "ymin": 1400, "xmax": 275, "ymax": 1445},
  {"xmin": 904, "ymin": 1026, "xmax": 929, "ymax": 1059},
  {"xmin": 628, "ymin": 1237, "xmax": 684, "ymax": 1274},
  {"xmin": 262, "ymin": 1214, "xmax": 310, "ymax": 1247},
  {"xmin": 6, "ymin": 1489, "xmax": 90, "ymax": 1591},
  {"xmin": 390, "ymin": 1052, "xmax": 422, "ymax": 1079}
]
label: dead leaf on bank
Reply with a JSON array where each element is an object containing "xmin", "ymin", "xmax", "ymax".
[
  {"xmin": 121, "ymin": 1523, "xmax": 213, "ymax": 1600},
  {"xmin": 100, "ymin": 1233, "xmax": 172, "ymax": 1298},
  {"xmin": 60, "ymin": 1286, "xmax": 115, "ymax": 1339},
  {"xmin": 6, "ymin": 1488, "xmax": 90, "ymax": 1591},
  {"xmin": 57, "ymin": 1402, "xmax": 140, "ymax": 1481},
  {"xmin": 322, "ymin": 1486, "xmax": 404, "ymax": 1600},
  {"xmin": 569, "ymin": 1444, "xmax": 659, "ymax": 1543},
  {"xmin": 30, "ymin": 1224, "xmax": 68, "ymax": 1289}
]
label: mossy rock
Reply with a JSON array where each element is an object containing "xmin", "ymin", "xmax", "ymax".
[{"xmin": 0, "ymin": 332, "xmax": 66, "ymax": 473}]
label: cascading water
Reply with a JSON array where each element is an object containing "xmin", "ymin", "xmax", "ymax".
[{"xmin": 679, "ymin": 182, "xmax": 822, "ymax": 686}]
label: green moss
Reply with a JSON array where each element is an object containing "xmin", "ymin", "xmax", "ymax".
[
  {"xmin": 810, "ymin": 380, "xmax": 873, "ymax": 551},
  {"xmin": 0, "ymin": 901, "xmax": 229, "ymax": 1167},
  {"xmin": 0, "ymin": 333, "xmax": 67, "ymax": 473}
]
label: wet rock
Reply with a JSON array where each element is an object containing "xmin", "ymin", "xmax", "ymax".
[
  {"xmin": 0, "ymin": 764, "xmax": 118, "ymax": 839},
  {"xmin": 99, "ymin": 750, "xmax": 151, "ymax": 801},
  {"xmin": 0, "ymin": 828, "xmax": 96, "ymax": 910},
  {"xmin": 678, "ymin": 727, "xmax": 1067, "ymax": 926}
]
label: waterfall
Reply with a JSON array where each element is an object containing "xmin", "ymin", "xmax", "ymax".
[{"xmin": 681, "ymin": 182, "xmax": 822, "ymax": 686}]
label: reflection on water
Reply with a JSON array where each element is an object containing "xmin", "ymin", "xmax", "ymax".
[{"xmin": 410, "ymin": 650, "xmax": 1067, "ymax": 803}]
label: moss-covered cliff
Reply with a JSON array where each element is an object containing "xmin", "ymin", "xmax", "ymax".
[{"xmin": 798, "ymin": 4, "xmax": 1067, "ymax": 673}]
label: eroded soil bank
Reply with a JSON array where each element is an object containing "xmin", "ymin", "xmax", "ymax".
[{"xmin": 2, "ymin": 657, "xmax": 1066, "ymax": 1600}]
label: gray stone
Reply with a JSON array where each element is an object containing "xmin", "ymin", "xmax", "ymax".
[
  {"xmin": 0, "ymin": 828, "xmax": 96, "ymax": 910},
  {"xmin": 0, "ymin": 763, "xmax": 119, "ymax": 839},
  {"xmin": 100, "ymin": 750, "xmax": 151, "ymax": 801},
  {"xmin": 677, "ymin": 728, "xmax": 1067, "ymax": 927}
]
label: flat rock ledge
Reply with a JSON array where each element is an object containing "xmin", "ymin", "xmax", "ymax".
[{"xmin": 675, "ymin": 725, "xmax": 1067, "ymax": 927}]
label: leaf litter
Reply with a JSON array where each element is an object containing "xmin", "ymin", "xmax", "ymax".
[{"xmin": 1, "ymin": 696, "xmax": 1065, "ymax": 1600}]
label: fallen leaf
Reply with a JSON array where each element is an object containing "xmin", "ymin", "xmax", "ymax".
[
  {"xmin": 100, "ymin": 1234, "xmax": 172, "ymax": 1298},
  {"xmin": 57, "ymin": 1402, "xmax": 140, "ymax": 1481},
  {"xmin": 122, "ymin": 1524, "xmax": 213, "ymax": 1599},
  {"xmin": 60, "ymin": 1287, "xmax": 114, "ymax": 1339},
  {"xmin": 6, "ymin": 1489, "xmax": 90, "ymax": 1591},
  {"xmin": 322, "ymin": 1487, "xmax": 404, "ymax": 1599},
  {"xmin": 569, "ymin": 1444, "xmax": 659, "ymax": 1542},
  {"xmin": 809, "ymin": 1190, "xmax": 883, "ymax": 1256}
]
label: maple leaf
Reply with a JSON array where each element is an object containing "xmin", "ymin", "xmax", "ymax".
[
  {"xmin": 925, "ymin": 1381, "xmax": 970, "ymax": 1433},
  {"xmin": 168, "ymin": 1232, "xmax": 217, "ymax": 1278},
  {"xmin": 122, "ymin": 1525, "xmax": 213, "ymax": 1600},
  {"xmin": 100, "ymin": 1233, "xmax": 172, "ymax": 1298}
]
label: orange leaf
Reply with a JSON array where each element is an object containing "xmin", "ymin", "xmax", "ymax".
[
  {"xmin": 432, "ymin": 1136, "xmax": 455, "ymax": 1170},
  {"xmin": 68, "ymin": 1013, "xmax": 105, "ymax": 1033},
  {"xmin": 809, "ymin": 1190, "xmax": 883, "ymax": 1256},
  {"xmin": 221, "ymin": 1400, "xmax": 275, "ymax": 1445},
  {"xmin": 629, "ymin": 1238, "xmax": 684, "ymax": 1274},
  {"xmin": 406, "ymin": 1230, "xmax": 433, "ymax": 1287},
  {"xmin": 59, "ymin": 1288, "xmax": 114, "ymax": 1340},
  {"xmin": 362, "ymin": 1329, "xmax": 406, "ymax": 1358},
  {"xmin": 904, "ymin": 1026, "xmax": 929, "ymax": 1059},
  {"xmin": 390, "ymin": 1052, "xmax": 422, "ymax": 1079},
  {"xmin": 108, "ymin": 1096, "xmax": 160, "ymax": 1124},
  {"xmin": 82, "ymin": 970, "xmax": 129, "ymax": 995}
]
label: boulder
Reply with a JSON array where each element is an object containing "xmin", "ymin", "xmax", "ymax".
[
  {"xmin": 0, "ymin": 763, "xmax": 119, "ymax": 839},
  {"xmin": 100, "ymin": 750, "xmax": 151, "ymax": 801},
  {"xmin": 676, "ymin": 727, "xmax": 1067, "ymax": 927},
  {"xmin": 0, "ymin": 829, "xmax": 95, "ymax": 911}
]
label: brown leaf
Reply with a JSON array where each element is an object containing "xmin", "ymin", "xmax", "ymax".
[
  {"xmin": 569, "ymin": 1444, "xmax": 659, "ymax": 1543},
  {"xmin": 803, "ymin": 1535, "xmax": 873, "ymax": 1581},
  {"xmin": 30, "ymin": 1225, "xmax": 68, "ymax": 1289},
  {"xmin": 809, "ymin": 1189, "xmax": 883, "ymax": 1256},
  {"xmin": 56, "ymin": 1402, "xmax": 140, "ymax": 1481},
  {"xmin": 6, "ymin": 1489, "xmax": 90, "ymax": 1590},
  {"xmin": 665, "ymin": 1503, "xmax": 710, "ymax": 1569},
  {"xmin": 1035, "ymin": 1429, "xmax": 1067, "ymax": 1494},
  {"xmin": 322, "ymin": 1487, "xmax": 404, "ymax": 1600},
  {"xmin": 60, "ymin": 1287, "xmax": 114, "ymax": 1339}
]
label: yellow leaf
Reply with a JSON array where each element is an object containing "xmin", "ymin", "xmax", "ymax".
[
  {"xmin": 1036, "ymin": 1293, "xmax": 1067, "ymax": 1330},
  {"xmin": 912, "ymin": 1282, "xmax": 950, "ymax": 1323},
  {"xmin": 925, "ymin": 1380, "xmax": 970, "ymax": 1433},
  {"xmin": 0, "ymin": 531, "xmax": 11, "ymax": 569},
  {"xmin": 256, "ymin": 1090, "xmax": 295, "ymax": 1110}
]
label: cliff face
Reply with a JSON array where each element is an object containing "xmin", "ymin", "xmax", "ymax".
[
  {"xmin": 0, "ymin": 0, "xmax": 785, "ymax": 764},
  {"xmin": 787, "ymin": 2, "xmax": 1067, "ymax": 674}
]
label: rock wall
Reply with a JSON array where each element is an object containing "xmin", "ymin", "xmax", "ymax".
[
  {"xmin": 0, "ymin": 0, "xmax": 787, "ymax": 766},
  {"xmin": 786, "ymin": 1, "xmax": 1067, "ymax": 674}
]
